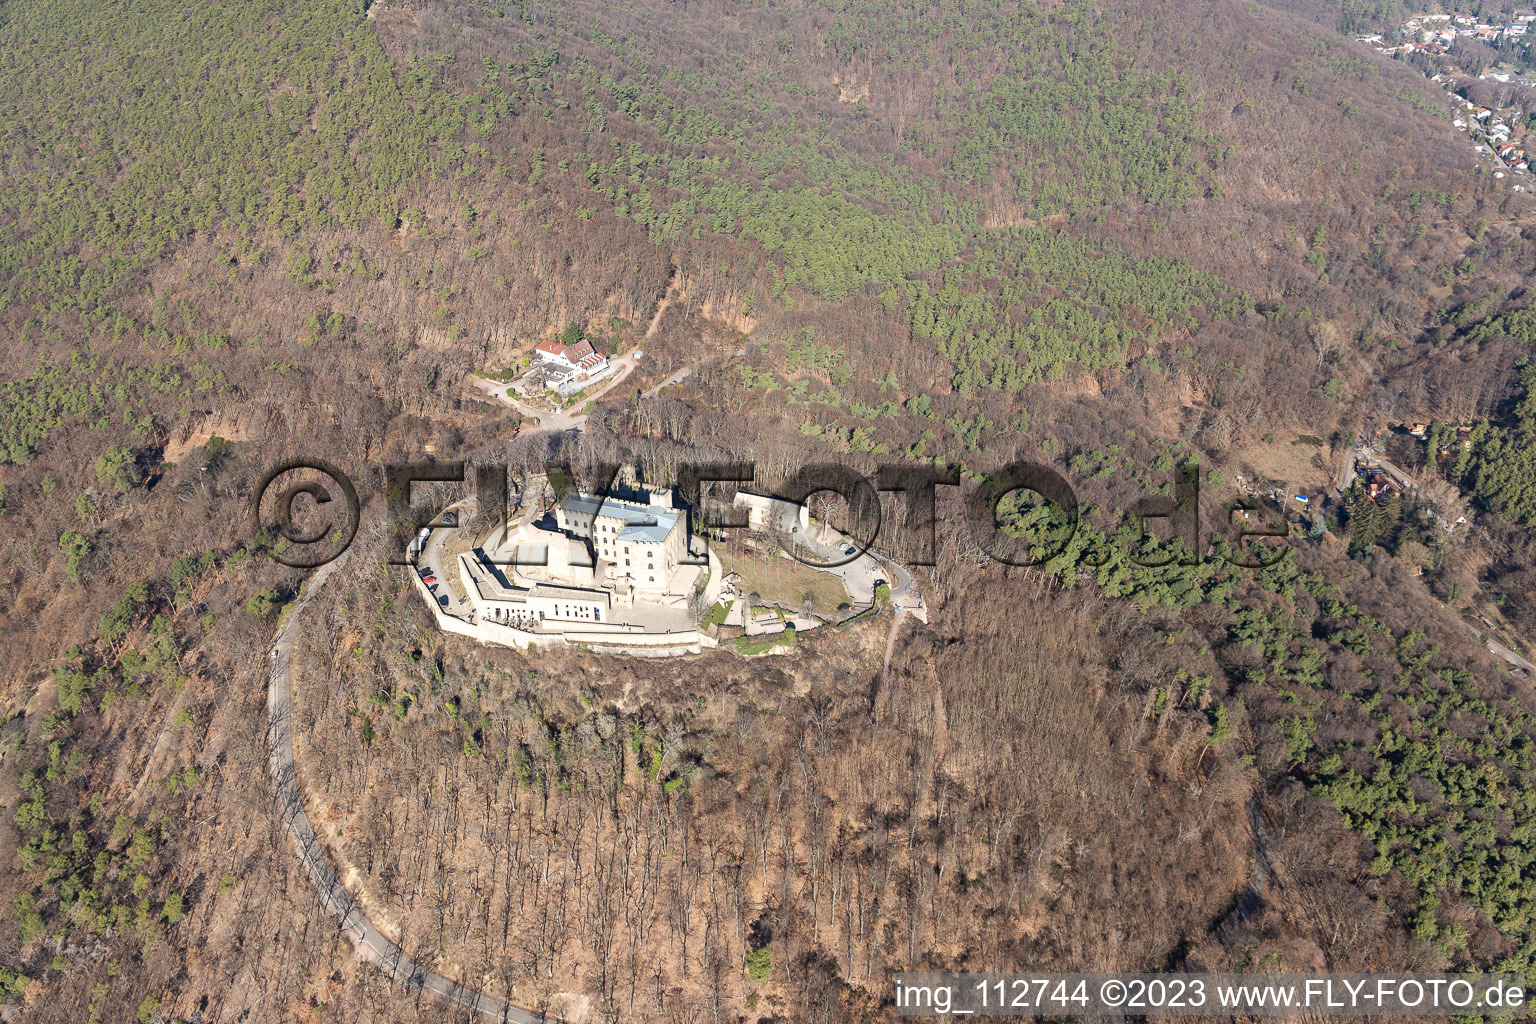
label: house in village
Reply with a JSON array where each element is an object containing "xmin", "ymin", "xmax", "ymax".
[{"xmin": 1362, "ymin": 468, "xmax": 1401, "ymax": 502}]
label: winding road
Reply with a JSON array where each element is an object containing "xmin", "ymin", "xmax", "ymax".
[{"xmin": 266, "ymin": 561, "xmax": 559, "ymax": 1023}]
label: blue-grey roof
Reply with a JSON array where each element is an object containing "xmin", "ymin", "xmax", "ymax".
[
  {"xmin": 618, "ymin": 522, "xmax": 674, "ymax": 543},
  {"xmin": 561, "ymin": 494, "xmax": 678, "ymax": 543}
]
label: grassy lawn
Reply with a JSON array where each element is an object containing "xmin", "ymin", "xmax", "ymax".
[
  {"xmin": 736, "ymin": 625, "xmax": 796, "ymax": 655},
  {"xmin": 702, "ymin": 599, "xmax": 734, "ymax": 628},
  {"xmin": 718, "ymin": 548, "xmax": 849, "ymax": 615}
]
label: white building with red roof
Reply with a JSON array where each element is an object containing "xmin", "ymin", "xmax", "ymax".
[
  {"xmin": 531, "ymin": 336, "xmax": 614, "ymax": 394},
  {"xmin": 536, "ymin": 337, "xmax": 609, "ymax": 373}
]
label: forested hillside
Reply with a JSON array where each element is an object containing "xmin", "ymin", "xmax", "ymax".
[{"xmin": 2, "ymin": 0, "xmax": 1536, "ymax": 1020}]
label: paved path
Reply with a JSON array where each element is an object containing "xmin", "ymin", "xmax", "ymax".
[
  {"xmin": 795, "ymin": 523, "xmax": 918, "ymax": 609},
  {"xmin": 638, "ymin": 363, "xmax": 695, "ymax": 400},
  {"xmin": 418, "ymin": 510, "xmax": 478, "ymax": 622},
  {"xmin": 1459, "ymin": 619, "xmax": 1536, "ymax": 675},
  {"xmin": 639, "ymin": 347, "xmax": 748, "ymax": 401},
  {"xmin": 1358, "ymin": 451, "xmax": 1419, "ymax": 493},
  {"xmin": 267, "ymin": 561, "xmax": 559, "ymax": 1023},
  {"xmin": 1333, "ymin": 432, "xmax": 1366, "ymax": 498}
]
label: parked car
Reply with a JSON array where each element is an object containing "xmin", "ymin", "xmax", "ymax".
[
  {"xmin": 441, "ymin": 511, "xmax": 456, "ymax": 526},
  {"xmin": 427, "ymin": 583, "xmax": 438, "ymax": 593},
  {"xmin": 840, "ymin": 543, "xmax": 857, "ymax": 556},
  {"xmin": 422, "ymin": 575, "xmax": 437, "ymax": 585}
]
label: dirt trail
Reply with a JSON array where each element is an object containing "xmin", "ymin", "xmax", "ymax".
[
  {"xmin": 128, "ymin": 696, "xmax": 186, "ymax": 806},
  {"xmin": 881, "ymin": 606, "xmax": 905, "ymax": 680},
  {"xmin": 644, "ymin": 274, "xmax": 681, "ymax": 340},
  {"xmin": 1213, "ymin": 799, "xmax": 1275, "ymax": 940},
  {"xmin": 871, "ymin": 606, "xmax": 906, "ymax": 720}
]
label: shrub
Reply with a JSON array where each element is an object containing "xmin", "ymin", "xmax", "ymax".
[
  {"xmin": 94, "ymin": 445, "xmax": 137, "ymax": 492},
  {"xmin": 746, "ymin": 944, "xmax": 773, "ymax": 983},
  {"xmin": 59, "ymin": 531, "xmax": 92, "ymax": 582},
  {"xmin": 202, "ymin": 435, "xmax": 231, "ymax": 467},
  {"xmin": 245, "ymin": 587, "xmax": 281, "ymax": 617}
]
